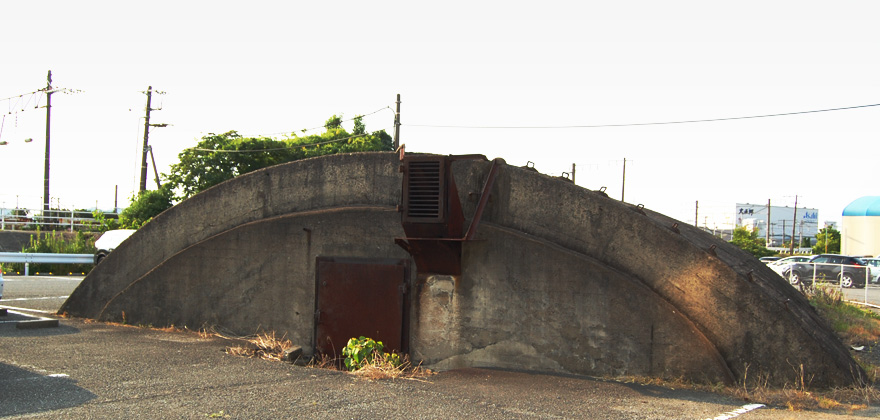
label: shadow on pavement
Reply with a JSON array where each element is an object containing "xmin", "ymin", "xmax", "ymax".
[
  {"xmin": 0, "ymin": 362, "xmax": 96, "ymax": 417},
  {"xmin": 0, "ymin": 310, "xmax": 80, "ymax": 337}
]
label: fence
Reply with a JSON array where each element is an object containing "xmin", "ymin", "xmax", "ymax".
[
  {"xmin": 777, "ymin": 260, "xmax": 880, "ymax": 307},
  {"xmin": 0, "ymin": 208, "xmax": 118, "ymax": 232}
]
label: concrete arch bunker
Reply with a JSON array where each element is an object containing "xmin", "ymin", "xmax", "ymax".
[{"xmin": 61, "ymin": 151, "xmax": 865, "ymax": 387}]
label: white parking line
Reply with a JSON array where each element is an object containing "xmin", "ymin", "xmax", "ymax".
[
  {"xmin": 1, "ymin": 277, "xmax": 82, "ymax": 281},
  {"xmin": 703, "ymin": 404, "xmax": 765, "ymax": 420},
  {"xmin": 6, "ymin": 373, "xmax": 70, "ymax": 381},
  {"xmin": 0, "ymin": 306, "xmax": 57, "ymax": 315},
  {"xmin": 2, "ymin": 296, "xmax": 69, "ymax": 302}
]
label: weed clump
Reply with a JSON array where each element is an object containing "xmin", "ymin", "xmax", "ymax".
[
  {"xmin": 220, "ymin": 332, "xmax": 434, "ymax": 381},
  {"xmin": 222, "ymin": 331, "xmax": 293, "ymax": 362}
]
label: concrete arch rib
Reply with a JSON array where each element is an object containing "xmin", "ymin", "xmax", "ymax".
[
  {"xmin": 450, "ymin": 159, "xmax": 863, "ymax": 387},
  {"xmin": 61, "ymin": 152, "xmax": 864, "ymax": 388},
  {"xmin": 444, "ymin": 222, "xmax": 737, "ymax": 384},
  {"xmin": 93, "ymin": 206, "xmax": 400, "ymax": 323},
  {"xmin": 61, "ymin": 152, "xmax": 403, "ymax": 321},
  {"xmin": 94, "ymin": 206, "xmax": 406, "ymax": 348}
]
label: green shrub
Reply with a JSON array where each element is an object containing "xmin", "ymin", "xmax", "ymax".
[
  {"xmin": 342, "ymin": 336, "xmax": 401, "ymax": 371},
  {"xmin": 91, "ymin": 210, "xmax": 120, "ymax": 232},
  {"xmin": 5, "ymin": 229, "xmax": 96, "ymax": 275}
]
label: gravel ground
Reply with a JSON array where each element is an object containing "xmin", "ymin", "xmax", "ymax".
[{"xmin": 2, "ymin": 317, "xmax": 880, "ymax": 419}]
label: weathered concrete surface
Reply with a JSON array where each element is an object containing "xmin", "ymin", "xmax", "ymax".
[
  {"xmin": 95, "ymin": 208, "xmax": 408, "ymax": 346},
  {"xmin": 60, "ymin": 152, "xmax": 402, "ymax": 321},
  {"xmin": 61, "ymin": 151, "xmax": 865, "ymax": 387},
  {"xmin": 446, "ymin": 160, "xmax": 862, "ymax": 387}
]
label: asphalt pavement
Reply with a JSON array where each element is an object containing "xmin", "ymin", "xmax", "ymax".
[{"xmin": 1, "ymin": 276, "xmax": 879, "ymax": 419}]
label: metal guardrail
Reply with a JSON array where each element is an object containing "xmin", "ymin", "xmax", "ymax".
[
  {"xmin": 0, "ymin": 252, "xmax": 93, "ymax": 276},
  {"xmin": 0, "ymin": 252, "xmax": 93, "ymax": 264}
]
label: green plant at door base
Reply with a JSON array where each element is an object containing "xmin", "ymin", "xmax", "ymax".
[{"xmin": 342, "ymin": 336, "xmax": 401, "ymax": 371}]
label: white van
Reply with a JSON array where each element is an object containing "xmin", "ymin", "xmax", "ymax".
[{"xmin": 94, "ymin": 229, "xmax": 136, "ymax": 265}]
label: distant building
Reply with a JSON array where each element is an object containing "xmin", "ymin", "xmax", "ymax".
[
  {"xmin": 841, "ymin": 196, "xmax": 880, "ymax": 257},
  {"xmin": 735, "ymin": 203, "xmax": 819, "ymax": 247}
]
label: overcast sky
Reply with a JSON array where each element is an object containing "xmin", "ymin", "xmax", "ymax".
[{"xmin": 1, "ymin": 1, "xmax": 877, "ymax": 228}]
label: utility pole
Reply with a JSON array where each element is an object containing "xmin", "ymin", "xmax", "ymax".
[
  {"xmin": 149, "ymin": 146, "xmax": 161, "ymax": 189},
  {"xmin": 621, "ymin": 158, "xmax": 626, "ymax": 202},
  {"xmin": 789, "ymin": 195, "xmax": 798, "ymax": 255},
  {"xmin": 393, "ymin": 94, "xmax": 401, "ymax": 150},
  {"xmin": 571, "ymin": 163, "xmax": 576, "ymax": 184},
  {"xmin": 140, "ymin": 86, "xmax": 166, "ymax": 192},
  {"xmin": 766, "ymin": 199, "xmax": 771, "ymax": 247},
  {"xmin": 139, "ymin": 86, "xmax": 153, "ymax": 192},
  {"xmin": 798, "ymin": 220, "xmax": 804, "ymax": 250},
  {"xmin": 782, "ymin": 219, "xmax": 787, "ymax": 247},
  {"xmin": 695, "ymin": 200, "xmax": 699, "ymax": 227},
  {"xmin": 43, "ymin": 70, "xmax": 52, "ymax": 211},
  {"xmin": 1, "ymin": 72, "xmax": 79, "ymax": 211}
]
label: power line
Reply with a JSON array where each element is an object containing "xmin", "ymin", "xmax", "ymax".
[
  {"xmin": 404, "ymin": 103, "xmax": 880, "ymax": 129},
  {"xmin": 241, "ymin": 106, "xmax": 393, "ymax": 138},
  {"xmin": 2, "ymin": 87, "xmax": 84, "ymax": 113},
  {"xmin": 192, "ymin": 130, "xmax": 390, "ymax": 153}
]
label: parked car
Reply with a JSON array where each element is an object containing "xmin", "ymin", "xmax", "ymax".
[
  {"xmin": 94, "ymin": 229, "xmax": 136, "ymax": 265},
  {"xmin": 768, "ymin": 255, "xmax": 813, "ymax": 277},
  {"xmin": 863, "ymin": 258, "xmax": 880, "ymax": 284},
  {"xmin": 759, "ymin": 256, "xmax": 781, "ymax": 264},
  {"xmin": 782, "ymin": 254, "xmax": 870, "ymax": 288}
]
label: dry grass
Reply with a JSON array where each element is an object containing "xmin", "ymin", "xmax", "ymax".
[
  {"xmin": 809, "ymin": 286, "xmax": 880, "ymax": 346},
  {"xmin": 79, "ymin": 316, "xmax": 191, "ymax": 333},
  {"xmin": 618, "ymin": 372, "xmax": 878, "ymax": 413},
  {"xmin": 303, "ymin": 350, "xmax": 435, "ymax": 381},
  {"xmin": 350, "ymin": 352, "xmax": 435, "ymax": 381},
  {"xmin": 217, "ymin": 331, "xmax": 434, "ymax": 381},
  {"xmin": 306, "ymin": 353, "xmax": 338, "ymax": 369},
  {"xmin": 220, "ymin": 331, "xmax": 293, "ymax": 362},
  {"xmin": 618, "ymin": 357, "xmax": 879, "ymax": 413}
]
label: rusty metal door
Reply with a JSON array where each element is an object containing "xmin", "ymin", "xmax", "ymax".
[{"xmin": 314, "ymin": 257, "xmax": 409, "ymax": 357}]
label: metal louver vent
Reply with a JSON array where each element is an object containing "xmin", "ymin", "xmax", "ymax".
[{"xmin": 406, "ymin": 160, "xmax": 443, "ymax": 221}]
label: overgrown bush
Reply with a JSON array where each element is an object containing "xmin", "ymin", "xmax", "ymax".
[
  {"xmin": 807, "ymin": 286, "xmax": 880, "ymax": 345},
  {"xmin": 118, "ymin": 186, "xmax": 173, "ymax": 229},
  {"xmin": 3, "ymin": 229, "xmax": 96, "ymax": 275},
  {"xmin": 729, "ymin": 226, "xmax": 776, "ymax": 258},
  {"xmin": 91, "ymin": 210, "xmax": 121, "ymax": 232}
]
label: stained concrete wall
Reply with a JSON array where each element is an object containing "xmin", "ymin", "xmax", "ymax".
[{"xmin": 61, "ymin": 152, "xmax": 864, "ymax": 387}]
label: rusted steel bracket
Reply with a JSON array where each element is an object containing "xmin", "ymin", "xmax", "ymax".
[{"xmin": 464, "ymin": 158, "xmax": 500, "ymax": 241}]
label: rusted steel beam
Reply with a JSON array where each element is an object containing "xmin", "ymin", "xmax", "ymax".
[{"xmin": 464, "ymin": 158, "xmax": 501, "ymax": 241}]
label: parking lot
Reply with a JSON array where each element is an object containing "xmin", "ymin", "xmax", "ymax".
[{"xmin": 0, "ymin": 275, "xmax": 877, "ymax": 419}]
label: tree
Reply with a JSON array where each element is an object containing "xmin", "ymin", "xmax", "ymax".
[
  {"xmin": 730, "ymin": 226, "xmax": 776, "ymax": 258},
  {"xmin": 119, "ymin": 185, "xmax": 174, "ymax": 229},
  {"xmin": 813, "ymin": 227, "xmax": 841, "ymax": 254},
  {"xmin": 164, "ymin": 131, "xmax": 303, "ymax": 200},
  {"xmin": 324, "ymin": 114, "xmax": 343, "ymax": 131},
  {"xmin": 164, "ymin": 117, "xmax": 393, "ymax": 201},
  {"xmin": 800, "ymin": 236, "xmax": 812, "ymax": 248},
  {"xmin": 352, "ymin": 115, "xmax": 366, "ymax": 135}
]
